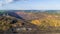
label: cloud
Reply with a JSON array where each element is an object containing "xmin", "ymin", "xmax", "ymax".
[
  {"xmin": 5, "ymin": 0, "xmax": 24, "ymax": 3},
  {"xmin": 5, "ymin": 0, "xmax": 14, "ymax": 3},
  {"xmin": 0, "ymin": 3, "xmax": 3, "ymax": 6},
  {"xmin": 0, "ymin": 0, "xmax": 28, "ymax": 6}
]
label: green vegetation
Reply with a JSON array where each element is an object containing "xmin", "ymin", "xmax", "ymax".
[
  {"xmin": 0, "ymin": 16, "xmax": 22, "ymax": 31},
  {"xmin": 0, "ymin": 10, "xmax": 60, "ymax": 32}
]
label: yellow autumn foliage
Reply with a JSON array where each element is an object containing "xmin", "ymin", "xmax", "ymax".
[
  {"xmin": 46, "ymin": 17, "xmax": 60, "ymax": 27},
  {"xmin": 31, "ymin": 16, "xmax": 60, "ymax": 27},
  {"xmin": 31, "ymin": 19, "xmax": 41, "ymax": 26}
]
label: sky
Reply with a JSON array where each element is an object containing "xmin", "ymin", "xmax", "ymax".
[{"xmin": 0, "ymin": 0, "xmax": 60, "ymax": 10}]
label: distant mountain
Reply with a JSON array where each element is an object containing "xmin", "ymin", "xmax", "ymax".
[
  {"xmin": 0, "ymin": 11, "xmax": 25, "ymax": 20},
  {"xmin": 45, "ymin": 10, "xmax": 60, "ymax": 13}
]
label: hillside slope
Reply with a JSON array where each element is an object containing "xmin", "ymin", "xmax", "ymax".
[{"xmin": 16, "ymin": 11, "xmax": 60, "ymax": 31}]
